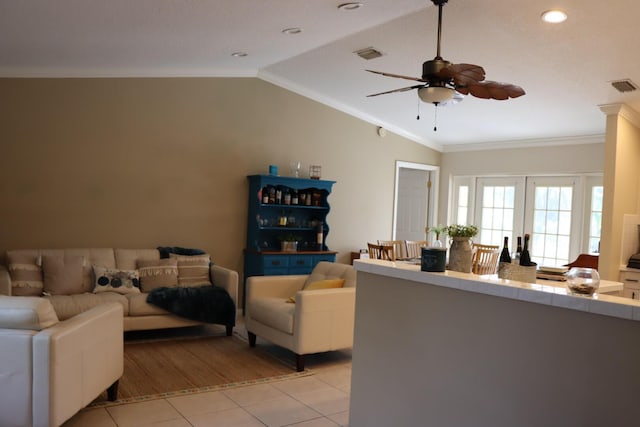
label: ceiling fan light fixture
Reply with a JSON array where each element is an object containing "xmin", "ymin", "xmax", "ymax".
[
  {"xmin": 418, "ymin": 86, "xmax": 455, "ymax": 104},
  {"xmin": 231, "ymin": 52, "xmax": 248, "ymax": 57},
  {"xmin": 541, "ymin": 10, "xmax": 568, "ymax": 23}
]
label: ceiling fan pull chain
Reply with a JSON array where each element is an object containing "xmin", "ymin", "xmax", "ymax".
[
  {"xmin": 416, "ymin": 100, "xmax": 421, "ymax": 120},
  {"xmin": 433, "ymin": 104, "xmax": 439, "ymax": 131}
]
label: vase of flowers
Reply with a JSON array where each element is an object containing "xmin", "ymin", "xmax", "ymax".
[{"xmin": 446, "ymin": 224, "xmax": 478, "ymax": 273}]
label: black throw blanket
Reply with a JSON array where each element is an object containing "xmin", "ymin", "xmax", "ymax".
[{"xmin": 147, "ymin": 285, "xmax": 236, "ymax": 327}]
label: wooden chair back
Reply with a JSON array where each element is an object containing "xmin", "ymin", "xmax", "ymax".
[
  {"xmin": 405, "ymin": 240, "xmax": 429, "ymax": 258},
  {"xmin": 378, "ymin": 240, "xmax": 406, "ymax": 259},
  {"xmin": 565, "ymin": 254, "xmax": 599, "ymax": 270},
  {"xmin": 472, "ymin": 243, "xmax": 500, "ymax": 275},
  {"xmin": 368, "ymin": 243, "xmax": 396, "ymax": 261}
]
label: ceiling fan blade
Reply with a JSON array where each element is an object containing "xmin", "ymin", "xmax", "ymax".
[
  {"xmin": 366, "ymin": 70, "xmax": 427, "ymax": 83},
  {"xmin": 437, "ymin": 63, "xmax": 486, "ymax": 85},
  {"xmin": 367, "ymin": 84, "xmax": 426, "ymax": 97},
  {"xmin": 458, "ymin": 81, "xmax": 526, "ymax": 100}
]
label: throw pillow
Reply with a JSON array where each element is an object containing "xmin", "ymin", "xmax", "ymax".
[
  {"xmin": 286, "ymin": 278, "xmax": 345, "ymax": 303},
  {"xmin": 42, "ymin": 255, "xmax": 85, "ymax": 295},
  {"xmin": 169, "ymin": 254, "xmax": 212, "ymax": 286},
  {"xmin": 92, "ymin": 266, "xmax": 141, "ymax": 294},
  {"xmin": 7, "ymin": 253, "xmax": 44, "ymax": 296},
  {"xmin": 137, "ymin": 258, "xmax": 179, "ymax": 292}
]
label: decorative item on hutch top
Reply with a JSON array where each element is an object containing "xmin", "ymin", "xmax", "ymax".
[{"xmin": 243, "ymin": 174, "xmax": 337, "ymax": 309}]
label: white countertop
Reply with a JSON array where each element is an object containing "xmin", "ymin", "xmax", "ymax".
[{"xmin": 354, "ymin": 259, "xmax": 640, "ymax": 322}]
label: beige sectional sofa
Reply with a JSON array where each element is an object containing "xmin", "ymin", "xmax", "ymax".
[
  {"xmin": 0, "ymin": 297, "xmax": 123, "ymax": 427},
  {"xmin": 0, "ymin": 248, "xmax": 238, "ymax": 332}
]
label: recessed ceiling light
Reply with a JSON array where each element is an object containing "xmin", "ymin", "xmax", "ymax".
[
  {"xmin": 231, "ymin": 52, "xmax": 247, "ymax": 57},
  {"xmin": 338, "ymin": 2, "xmax": 363, "ymax": 11},
  {"xmin": 541, "ymin": 10, "xmax": 568, "ymax": 23},
  {"xmin": 282, "ymin": 27, "xmax": 302, "ymax": 35}
]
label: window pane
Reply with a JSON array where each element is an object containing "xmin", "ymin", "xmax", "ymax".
[
  {"xmin": 504, "ymin": 187, "xmax": 515, "ymax": 209},
  {"xmin": 591, "ymin": 186, "xmax": 603, "ymax": 211},
  {"xmin": 503, "ymin": 209, "xmax": 514, "ymax": 231},
  {"xmin": 545, "ymin": 235, "xmax": 558, "ymax": 258},
  {"xmin": 560, "ymin": 187, "xmax": 572, "ymax": 211},
  {"xmin": 546, "ymin": 211, "xmax": 559, "ymax": 234},
  {"xmin": 494, "ymin": 187, "xmax": 505, "ymax": 208},
  {"xmin": 458, "ymin": 207, "xmax": 468, "ymax": 225},
  {"xmin": 535, "ymin": 188, "xmax": 547, "ymax": 209},
  {"xmin": 482, "ymin": 208, "xmax": 493, "ymax": 229},
  {"xmin": 547, "ymin": 187, "xmax": 560, "ymax": 210},
  {"xmin": 534, "ymin": 210, "xmax": 546, "ymax": 233},
  {"xmin": 483, "ymin": 187, "xmax": 494, "ymax": 206},
  {"xmin": 459, "ymin": 186, "xmax": 469, "ymax": 207},
  {"xmin": 559, "ymin": 212, "xmax": 572, "ymax": 235},
  {"xmin": 590, "ymin": 212, "xmax": 601, "ymax": 237}
]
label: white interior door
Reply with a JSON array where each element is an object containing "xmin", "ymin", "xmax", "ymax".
[{"xmin": 393, "ymin": 161, "xmax": 439, "ymax": 241}]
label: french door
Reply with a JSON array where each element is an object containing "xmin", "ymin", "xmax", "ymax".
[{"xmin": 453, "ymin": 174, "xmax": 602, "ymax": 267}]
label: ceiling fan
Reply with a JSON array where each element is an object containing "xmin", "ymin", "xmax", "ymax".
[{"xmin": 366, "ymin": 0, "xmax": 525, "ymax": 107}]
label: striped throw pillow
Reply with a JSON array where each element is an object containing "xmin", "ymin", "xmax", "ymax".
[
  {"xmin": 137, "ymin": 258, "xmax": 179, "ymax": 292},
  {"xmin": 7, "ymin": 253, "xmax": 43, "ymax": 296},
  {"xmin": 169, "ymin": 253, "xmax": 212, "ymax": 286}
]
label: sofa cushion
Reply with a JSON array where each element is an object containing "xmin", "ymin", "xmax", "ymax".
[
  {"xmin": 249, "ymin": 297, "xmax": 295, "ymax": 334},
  {"xmin": 6, "ymin": 253, "xmax": 43, "ymax": 296},
  {"xmin": 137, "ymin": 259, "xmax": 179, "ymax": 292},
  {"xmin": 0, "ymin": 296, "xmax": 59, "ymax": 330},
  {"xmin": 304, "ymin": 262, "xmax": 356, "ymax": 288},
  {"xmin": 45, "ymin": 293, "xmax": 129, "ymax": 320},
  {"xmin": 92, "ymin": 266, "xmax": 141, "ymax": 295},
  {"xmin": 115, "ymin": 249, "xmax": 161, "ymax": 271},
  {"xmin": 127, "ymin": 293, "xmax": 170, "ymax": 316},
  {"xmin": 42, "ymin": 255, "xmax": 85, "ymax": 295},
  {"xmin": 170, "ymin": 254, "xmax": 212, "ymax": 286}
]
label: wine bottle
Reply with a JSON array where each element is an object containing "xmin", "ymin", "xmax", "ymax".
[
  {"xmin": 275, "ymin": 186, "xmax": 282, "ymax": 204},
  {"xmin": 292, "ymin": 189, "xmax": 299, "ymax": 205},
  {"xmin": 262, "ymin": 186, "xmax": 269, "ymax": 204},
  {"xmin": 513, "ymin": 236, "xmax": 522, "ymax": 261},
  {"xmin": 283, "ymin": 187, "xmax": 291, "ymax": 205},
  {"xmin": 316, "ymin": 221, "xmax": 324, "ymax": 251},
  {"xmin": 499, "ymin": 236, "xmax": 512, "ymax": 263},
  {"xmin": 519, "ymin": 234, "xmax": 532, "ymax": 266}
]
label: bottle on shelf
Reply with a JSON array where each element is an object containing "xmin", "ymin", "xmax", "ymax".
[
  {"xmin": 268, "ymin": 186, "xmax": 276, "ymax": 204},
  {"xmin": 291, "ymin": 189, "xmax": 299, "ymax": 205},
  {"xmin": 305, "ymin": 190, "xmax": 312, "ymax": 206},
  {"xmin": 519, "ymin": 234, "xmax": 535, "ymax": 266},
  {"xmin": 499, "ymin": 236, "xmax": 512, "ymax": 263},
  {"xmin": 316, "ymin": 221, "xmax": 324, "ymax": 251},
  {"xmin": 275, "ymin": 186, "xmax": 282, "ymax": 204},
  {"xmin": 262, "ymin": 186, "xmax": 269, "ymax": 204},
  {"xmin": 513, "ymin": 236, "xmax": 522, "ymax": 262},
  {"xmin": 283, "ymin": 187, "xmax": 291, "ymax": 205}
]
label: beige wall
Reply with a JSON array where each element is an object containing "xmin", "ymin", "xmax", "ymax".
[
  {"xmin": 0, "ymin": 78, "xmax": 440, "ymax": 282},
  {"xmin": 600, "ymin": 113, "xmax": 640, "ymax": 280}
]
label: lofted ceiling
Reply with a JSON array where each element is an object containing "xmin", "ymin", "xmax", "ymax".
[{"xmin": 1, "ymin": 0, "xmax": 640, "ymax": 151}]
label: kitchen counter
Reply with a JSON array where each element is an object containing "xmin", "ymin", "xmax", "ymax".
[
  {"xmin": 349, "ymin": 259, "xmax": 640, "ymax": 427},
  {"xmin": 355, "ymin": 259, "xmax": 638, "ymax": 321}
]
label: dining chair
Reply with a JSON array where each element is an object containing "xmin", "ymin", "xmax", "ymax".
[
  {"xmin": 405, "ymin": 240, "xmax": 429, "ymax": 258},
  {"xmin": 471, "ymin": 243, "xmax": 500, "ymax": 275},
  {"xmin": 378, "ymin": 240, "xmax": 406, "ymax": 259},
  {"xmin": 367, "ymin": 243, "xmax": 396, "ymax": 261}
]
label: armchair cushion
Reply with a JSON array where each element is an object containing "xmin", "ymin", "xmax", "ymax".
[
  {"xmin": 287, "ymin": 278, "xmax": 345, "ymax": 303},
  {"xmin": 304, "ymin": 262, "xmax": 356, "ymax": 288},
  {"xmin": 250, "ymin": 297, "xmax": 295, "ymax": 334},
  {"xmin": 0, "ymin": 296, "xmax": 59, "ymax": 330}
]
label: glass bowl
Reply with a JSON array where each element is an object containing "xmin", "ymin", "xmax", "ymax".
[{"xmin": 565, "ymin": 267, "xmax": 600, "ymax": 296}]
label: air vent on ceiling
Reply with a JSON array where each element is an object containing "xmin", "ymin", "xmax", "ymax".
[
  {"xmin": 611, "ymin": 79, "xmax": 637, "ymax": 93},
  {"xmin": 354, "ymin": 47, "xmax": 383, "ymax": 60}
]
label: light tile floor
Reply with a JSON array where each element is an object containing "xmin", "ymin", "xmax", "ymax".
[{"xmin": 63, "ymin": 321, "xmax": 352, "ymax": 427}]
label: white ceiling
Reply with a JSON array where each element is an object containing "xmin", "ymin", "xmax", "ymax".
[{"xmin": 2, "ymin": 0, "xmax": 640, "ymax": 151}]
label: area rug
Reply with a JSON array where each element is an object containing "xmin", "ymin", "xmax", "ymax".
[{"xmin": 90, "ymin": 327, "xmax": 312, "ymax": 408}]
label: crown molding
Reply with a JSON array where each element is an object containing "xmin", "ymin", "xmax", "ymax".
[
  {"xmin": 441, "ymin": 134, "xmax": 605, "ymax": 153},
  {"xmin": 599, "ymin": 103, "xmax": 640, "ymax": 129}
]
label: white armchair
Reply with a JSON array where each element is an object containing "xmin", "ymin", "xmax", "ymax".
[
  {"xmin": 0, "ymin": 296, "xmax": 123, "ymax": 427},
  {"xmin": 245, "ymin": 262, "xmax": 356, "ymax": 371}
]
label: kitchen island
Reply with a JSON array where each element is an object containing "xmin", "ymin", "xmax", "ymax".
[{"xmin": 349, "ymin": 259, "xmax": 640, "ymax": 427}]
